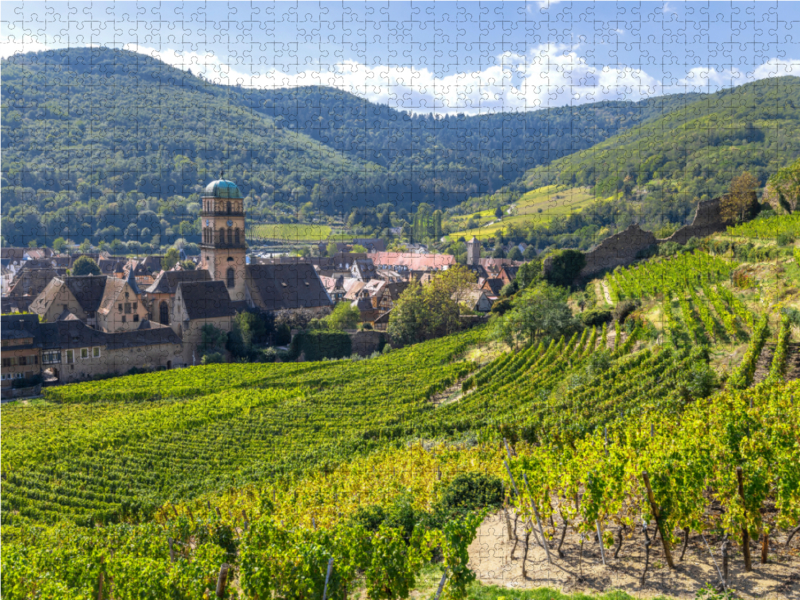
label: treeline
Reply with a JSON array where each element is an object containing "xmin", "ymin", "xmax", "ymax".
[{"xmin": 2, "ymin": 46, "xmax": 701, "ymax": 247}]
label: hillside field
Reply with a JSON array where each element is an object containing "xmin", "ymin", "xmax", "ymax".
[
  {"xmin": 248, "ymin": 223, "xmax": 333, "ymax": 242},
  {"xmin": 4, "ymin": 219, "xmax": 800, "ymax": 599}
]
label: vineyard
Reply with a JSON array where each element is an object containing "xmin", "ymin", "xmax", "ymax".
[
  {"xmin": 3, "ymin": 243, "xmax": 800, "ymax": 598},
  {"xmin": 727, "ymin": 212, "xmax": 800, "ymax": 240}
]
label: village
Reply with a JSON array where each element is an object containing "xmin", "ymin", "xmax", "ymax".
[{"xmin": 1, "ymin": 177, "xmax": 525, "ymax": 397}]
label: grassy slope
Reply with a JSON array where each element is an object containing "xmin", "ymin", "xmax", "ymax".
[{"xmin": 249, "ymin": 223, "xmax": 333, "ymax": 241}]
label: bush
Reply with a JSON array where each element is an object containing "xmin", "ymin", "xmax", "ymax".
[
  {"xmin": 290, "ymin": 330, "xmax": 352, "ymax": 361},
  {"xmin": 436, "ymin": 473, "xmax": 504, "ymax": 517},
  {"xmin": 490, "ymin": 297, "xmax": 513, "ymax": 315},
  {"xmin": 544, "ymin": 248, "xmax": 586, "ymax": 288},
  {"xmin": 201, "ymin": 352, "xmax": 224, "ymax": 365},
  {"xmin": 658, "ymin": 241, "xmax": 683, "ymax": 256},
  {"xmin": 777, "ymin": 232, "xmax": 795, "ymax": 246},
  {"xmin": 579, "ymin": 308, "xmax": 612, "ymax": 327},
  {"xmin": 613, "ymin": 299, "xmax": 639, "ymax": 323}
]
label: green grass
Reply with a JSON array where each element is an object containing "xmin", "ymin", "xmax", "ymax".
[
  {"xmin": 447, "ymin": 185, "xmax": 596, "ymax": 239},
  {"xmin": 249, "ymin": 223, "xmax": 332, "ymax": 241}
]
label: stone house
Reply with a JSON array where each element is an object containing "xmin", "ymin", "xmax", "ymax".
[
  {"xmin": 170, "ymin": 280, "xmax": 236, "ymax": 365},
  {"xmin": 1, "ymin": 314, "xmax": 42, "ymax": 389},
  {"xmin": 39, "ymin": 320, "xmax": 183, "ymax": 384},
  {"xmin": 144, "ymin": 269, "xmax": 212, "ymax": 325},
  {"xmin": 244, "ymin": 263, "xmax": 332, "ymax": 314},
  {"xmin": 29, "ymin": 274, "xmax": 147, "ymax": 332}
]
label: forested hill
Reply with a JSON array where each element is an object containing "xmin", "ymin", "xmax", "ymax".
[
  {"xmin": 2, "ymin": 46, "xmax": 703, "ymax": 243},
  {"xmin": 523, "ymin": 76, "xmax": 800, "ymax": 202}
]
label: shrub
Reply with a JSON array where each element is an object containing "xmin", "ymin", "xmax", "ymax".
[
  {"xmin": 290, "ymin": 331, "xmax": 352, "ymax": 361},
  {"xmin": 777, "ymin": 232, "xmax": 795, "ymax": 246},
  {"xmin": 544, "ymin": 248, "xmax": 586, "ymax": 288},
  {"xmin": 613, "ymin": 299, "xmax": 639, "ymax": 323},
  {"xmin": 579, "ymin": 308, "xmax": 612, "ymax": 327},
  {"xmin": 436, "ymin": 472, "xmax": 504, "ymax": 517},
  {"xmin": 201, "ymin": 352, "xmax": 224, "ymax": 365}
]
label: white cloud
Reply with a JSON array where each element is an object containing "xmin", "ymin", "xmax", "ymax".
[
  {"xmin": 128, "ymin": 43, "xmax": 664, "ymax": 115},
  {"xmin": 0, "ymin": 33, "xmax": 54, "ymax": 59},
  {"xmin": 674, "ymin": 58, "xmax": 800, "ymax": 93}
]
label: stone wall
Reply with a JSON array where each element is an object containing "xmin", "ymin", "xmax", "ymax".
[
  {"xmin": 577, "ymin": 224, "xmax": 657, "ymax": 280},
  {"xmin": 660, "ymin": 197, "xmax": 727, "ymax": 245},
  {"xmin": 349, "ymin": 330, "xmax": 386, "ymax": 356},
  {"xmin": 55, "ymin": 343, "xmax": 183, "ymax": 384}
]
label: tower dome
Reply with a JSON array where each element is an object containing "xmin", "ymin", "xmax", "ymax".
[{"xmin": 204, "ymin": 179, "xmax": 242, "ymax": 199}]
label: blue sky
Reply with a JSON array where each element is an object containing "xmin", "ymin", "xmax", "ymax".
[{"xmin": 2, "ymin": 1, "xmax": 799, "ymax": 114}]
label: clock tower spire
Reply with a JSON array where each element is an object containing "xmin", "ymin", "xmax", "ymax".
[{"xmin": 200, "ymin": 177, "xmax": 247, "ymax": 301}]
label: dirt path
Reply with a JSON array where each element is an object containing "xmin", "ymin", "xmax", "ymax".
[
  {"xmin": 468, "ymin": 511, "xmax": 800, "ymax": 599},
  {"xmin": 594, "ymin": 280, "xmax": 613, "ymax": 305}
]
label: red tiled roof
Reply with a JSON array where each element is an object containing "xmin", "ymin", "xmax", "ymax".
[{"xmin": 372, "ymin": 252, "xmax": 455, "ymax": 271}]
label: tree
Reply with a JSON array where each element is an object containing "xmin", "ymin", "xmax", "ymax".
[
  {"xmin": 494, "ymin": 207, "xmax": 504, "ymax": 219},
  {"xmin": 507, "ymin": 247, "xmax": 523, "ymax": 261},
  {"xmin": 72, "ymin": 256, "xmax": 101, "ymax": 277},
  {"xmin": 433, "ymin": 264, "xmax": 478, "ymax": 307},
  {"xmin": 53, "ymin": 237, "xmax": 67, "ymax": 253},
  {"xmin": 387, "ymin": 279, "xmax": 462, "ymax": 346},
  {"xmin": 78, "ymin": 239, "xmax": 92, "ymax": 254},
  {"xmin": 517, "ymin": 259, "xmax": 543, "ymax": 288},
  {"xmin": 766, "ymin": 157, "xmax": 800, "ymax": 213},
  {"xmin": 227, "ymin": 311, "xmax": 268, "ymax": 357},
  {"xmin": 326, "ymin": 240, "xmax": 339, "ymax": 257},
  {"xmin": 543, "ymin": 249, "xmax": 586, "ymax": 288},
  {"xmin": 492, "ymin": 246, "xmax": 506, "ymax": 258},
  {"xmin": 325, "ymin": 301, "xmax": 360, "ymax": 331},
  {"xmin": 200, "ymin": 324, "xmax": 228, "ymax": 355},
  {"xmin": 490, "ymin": 282, "xmax": 576, "ymax": 348},
  {"xmin": 181, "ymin": 260, "xmax": 196, "ymax": 270},
  {"xmin": 351, "ymin": 244, "xmax": 368, "ymax": 254},
  {"xmin": 162, "ymin": 247, "xmax": 180, "ymax": 271},
  {"xmin": 721, "ymin": 171, "xmax": 760, "ymax": 224}
]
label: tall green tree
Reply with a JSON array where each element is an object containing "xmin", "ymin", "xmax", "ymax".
[
  {"xmin": 490, "ymin": 282, "xmax": 576, "ymax": 348},
  {"xmin": 71, "ymin": 256, "xmax": 101, "ymax": 277}
]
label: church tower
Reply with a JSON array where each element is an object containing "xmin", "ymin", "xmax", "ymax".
[
  {"xmin": 200, "ymin": 177, "xmax": 248, "ymax": 301},
  {"xmin": 466, "ymin": 236, "xmax": 480, "ymax": 266}
]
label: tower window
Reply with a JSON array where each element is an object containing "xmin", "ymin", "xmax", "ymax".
[
  {"xmin": 227, "ymin": 268, "xmax": 235, "ymax": 289},
  {"xmin": 219, "ymin": 228, "xmax": 225, "ymax": 244},
  {"xmin": 227, "ymin": 201, "xmax": 232, "ymax": 214},
  {"xmin": 227, "ymin": 228, "xmax": 233, "ymax": 244},
  {"xmin": 235, "ymin": 228, "xmax": 240, "ymax": 245}
]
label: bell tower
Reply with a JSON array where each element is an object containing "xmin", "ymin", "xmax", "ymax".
[{"xmin": 200, "ymin": 176, "xmax": 248, "ymax": 301}]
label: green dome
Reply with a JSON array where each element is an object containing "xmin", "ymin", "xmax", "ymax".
[{"xmin": 204, "ymin": 179, "xmax": 242, "ymax": 199}]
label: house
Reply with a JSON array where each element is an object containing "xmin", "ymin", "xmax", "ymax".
[
  {"xmin": 343, "ymin": 278, "xmax": 366, "ymax": 302},
  {"xmin": 498, "ymin": 265, "xmax": 519, "ymax": 286},
  {"xmin": 481, "ymin": 278, "xmax": 505, "ymax": 301},
  {"xmin": 350, "ymin": 259, "xmax": 379, "ymax": 281},
  {"xmin": 371, "ymin": 252, "xmax": 456, "ymax": 272},
  {"xmin": 374, "ymin": 282, "xmax": 409, "ymax": 312},
  {"xmin": 2, "ymin": 313, "xmax": 183, "ymax": 387},
  {"xmin": 144, "ymin": 269, "xmax": 212, "ymax": 325},
  {"xmin": 3, "ymin": 265, "xmax": 67, "ymax": 312},
  {"xmin": 170, "ymin": 280, "xmax": 237, "ymax": 365},
  {"xmin": 454, "ymin": 287, "xmax": 493, "ymax": 312},
  {"xmin": 39, "ymin": 319, "xmax": 183, "ymax": 384},
  {"xmin": 319, "ymin": 275, "xmax": 346, "ymax": 303},
  {"xmin": 373, "ymin": 310, "xmax": 392, "ymax": 331},
  {"xmin": 244, "ymin": 263, "xmax": 333, "ymax": 313},
  {"xmin": 29, "ymin": 274, "xmax": 147, "ymax": 332},
  {"xmin": 351, "ymin": 296, "xmax": 382, "ymax": 326},
  {"xmin": 1, "ymin": 314, "xmax": 43, "ymax": 389}
]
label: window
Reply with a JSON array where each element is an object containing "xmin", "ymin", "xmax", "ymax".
[
  {"xmin": 235, "ymin": 228, "xmax": 240, "ymax": 245},
  {"xmin": 118, "ymin": 303, "xmax": 123, "ymax": 312},
  {"xmin": 159, "ymin": 301, "xmax": 170, "ymax": 325},
  {"xmin": 92, "ymin": 347, "xmax": 101, "ymax": 358},
  {"xmin": 227, "ymin": 267, "xmax": 235, "ymax": 289},
  {"xmin": 219, "ymin": 228, "xmax": 225, "ymax": 244},
  {"xmin": 122, "ymin": 315, "xmax": 127, "ymax": 323},
  {"xmin": 133, "ymin": 314, "xmax": 139, "ymax": 322},
  {"xmin": 227, "ymin": 228, "xmax": 233, "ymax": 244},
  {"xmin": 18, "ymin": 356, "xmax": 27, "ymax": 366},
  {"xmin": 81, "ymin": 348, "xmax": 89, "ymax": 359},
  {"xmin": 227, "ymin": 201, "xmax": 232, "ymax": 214},
  {"xmin": 65, "ymin": 350, "xmax": 74, "ymax": 364},
  {"xmin": 43, "ymin": 351, "xmax": 60, "ymax": 364},
  {"xmin": 133, "ymin": 302, "xmax": 138, "ymax": 311},
  {"xmin": 2, "ymin": 358, "xmax": 10, "ymax": 367},
  {"xmin": 124, "ymin": 303, "xmax": 131, "ymax": 314}
]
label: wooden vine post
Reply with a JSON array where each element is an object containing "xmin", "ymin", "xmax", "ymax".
[
  {"xmin": 641, "ymin": 471, "xmax": 675, "ymax": 569},
  {"xmin": 736, "ymin": 467, "xmax": 753, "ymax": 571},
  {"xmin": 216, "ymin": 563, "xmax": 230, "ymax": 599}
]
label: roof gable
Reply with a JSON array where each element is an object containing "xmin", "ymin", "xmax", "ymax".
[
  {"xmin": 175, "ymin": 280, "xmax": 236, "ymax": 320},
  {"xmin": 245, "ymin": 263, "xmax": 332, "ymax": 311}
]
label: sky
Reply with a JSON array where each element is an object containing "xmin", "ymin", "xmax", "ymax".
[{"xmin": 2, "ymin": 1, "xmax": 799, "ymax": 114}]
